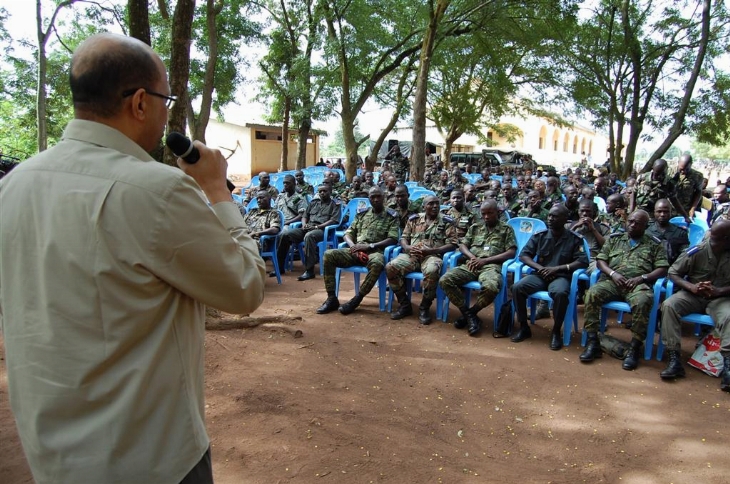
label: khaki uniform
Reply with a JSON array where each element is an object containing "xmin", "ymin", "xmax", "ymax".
[
  {"xmin": 243, "ymin": 208, "xmax": 281, "ymax": 240},
  {"xmin": 386, "ymin": 213, "xmax": 457, "ymax": 302},
  {"xmin": 389, "ymin": 154, "xmax": 409, "ymax": 183},
  {"xmin": 711, "ymin": 201, "xmax": 730, "ymax": 226},
  {"xmin": 245, "ymin": 184, "xmax": 279, "ymax": 203},
  {"xmin": 646, "ymin": 220, "xmax": 689, "ymax": 265},
  {"xmin": 342, "ymin": 186, "xmax": 369, "ymax": 203},
  {"xmin": 443, "ymin": 205, "xmax": 476, "ymax": 238},
  {"xmin": 583, "ymin": 233, "xmax": 669, "ymax": 341},
  {"xmin": 439, "ymin": 221, "xmax": 517, "ymax": 310},
  {"xmin": 275, "ymin": 191, "xmax": 308, "ymax": 225},
  {"xmin": 634, "ymin": 172, "xmax": 676, "ymax": 215},
  {"xmin": 661, "ymin": 242, "xmax": 730, "ymax": 354},
  {"xmin": 323, "ymin": 208, "xmax": 400, "ymax": 295}
]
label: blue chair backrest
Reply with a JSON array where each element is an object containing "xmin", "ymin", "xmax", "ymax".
[
  {"xmin": 247, "ymin": 198, "xmax": 258, "ymax": 211},
  {"xmin": 340, "ymin": 197, "xmax": 371, "ymax": 227},
  {"xmin": 410, "ymin": 189, "xmax": 436, "ymax": 200},
  {"xmin": 688, "ymin": 223, "xmax": 705, "ymax": 247},
  {"xmin": 231, "ymin": 193, "xmax": 244, "ymax": 205},
  {"xmin": 593, "ymin": 196, "xmax": 606, "ymax": 213},
  {"xmin": 508, "ymin": 217, "xmax": 547, "ymax": 255},
  {"xmin": 274, "ymin": 177, "xmax": 285, "ymax": 191},
  {"xmin": 404, "ymin": 181, "xmax": 419, "ymax": 190}
]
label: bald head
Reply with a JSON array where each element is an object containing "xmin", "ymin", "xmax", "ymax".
[{"xmin": 71, "ymin": 33, "xmax": 162, "ymax": 118}]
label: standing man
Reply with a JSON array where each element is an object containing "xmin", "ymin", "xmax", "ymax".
[
  {"xmin": 672, "ymin": 154, "xmax": 704, "ymax": 220},
  {"xmin": 630, "ymin": 158, "xmax": 690, "ymax": 222},
  {"xmin": 316, "ymin": 187, "xmax": 399, "ymax": 315},
  {"xmin": 439, "ymin": 200, "xmax": 517, "ymax": 336},
  {"xmin": 275, "ymin": 174, "xmax": 308, "ymax": 226},
  {"xmin": 0, "ymin": 33, "xmax": 265, "ymax": 484},
  {"xmin": 646, "ymin": 198, "xmax": 689, "ymax": 265},
  {"xmin": 579, "ymin": 210, "xmax": 668, "ymax": 370},
  {"xmin": 386, "ymin": 144, "xmax": 409, "ymax": 183},
  {"xmin": 387, "ymin": 196, "xmax": 457, "ymax": 324},
  {"xmin": 511, "ymin": 205, "xmax": 589, "ymax": 350},
  {"xmin": 278, "ymin": 184, "xmax": 341, "ymax": 281},
  {"xmin": 659, "ymin": 220, "xmax": 730, "ymax": 388}
]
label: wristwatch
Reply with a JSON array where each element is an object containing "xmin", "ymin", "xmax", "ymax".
[
  {"xmin": 369, "ymin": 243, "xmax": 375, "ymax": 250},
  {"xmin": 641, "ymin": 274, "xmax": 648, "ymax": 282}
]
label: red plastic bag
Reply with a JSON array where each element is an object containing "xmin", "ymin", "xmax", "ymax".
[{"xmin": 688, "ymin": 330, "xmax": 725, "ymax": 377}]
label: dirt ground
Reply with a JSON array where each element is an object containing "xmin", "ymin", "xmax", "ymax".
[{"xmin": 2, "ymin": 271, "xmax": 729, "ymax": 484}]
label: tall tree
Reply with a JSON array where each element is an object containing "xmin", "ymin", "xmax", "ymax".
[{"xmin": 127, "ymin": 0, "xmax": 151, "ymax": 44}]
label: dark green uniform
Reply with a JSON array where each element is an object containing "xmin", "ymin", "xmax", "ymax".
[
  {"xmin": 439, "ymin": 221, "xmax": 517, "ymax": 310},
  {"xmin": 342, "ymin": 186, "xmax": 369, "ymax": 203},
  {"xmin": 278, "ymin": 199, "xmax": 341, "ymax": 272},
  {"xmin": 646, "ymin": 220, "xmax": 689, "ymax": 265},
  {"xmin": 390, "ymin": 154, "xmax": 409, "ymax": 183},
  {"xmin": 443, "ymin": 205, "xmax": 476, "ymax": 238},
  {"xmin": 275, "ymin": 191, "xmax": 308, "ymax": 225},
  {"xmin": 583, "ymin": 233, "xmax": 669, "ymax": 341},
  {"xmin": 569, "ymin": 220, "xmax": 611, "ymax": 273},
  {"xmin": 386, "ymin": 213, "xmax": 457, "ymax": 302},
  {"xmin": 634, "ymin": 172, "xmax": 676, "ymax": 215},
  {"xmin": 322, "ymin": 207, "xmax": 400, "ymax": 295},
  {"xmin": 243, "ymin": 208, "xmax": 281, "ymax": 240},
  {"xmin": 672, "ymin": 168, "xmax": 703, "ymax": 213},
  {"xmin": 517, "ymin": 205, "xmax": 549, "ymax": 222},
  {"xmin": 245, "ymin": 184, "xmax": 279, "ymax": 203},
  {"xmin": 296, "ymin": 181, "xmax": 314, "ymax": 196},
  {"xmin": 597, "ymin": 211, "xmax": 626, "ymax": 234},
  {"xmin": 388, "ymin": 200, "xmax": 420, "ymax": 229}
]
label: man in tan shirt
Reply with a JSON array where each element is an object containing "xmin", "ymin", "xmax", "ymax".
[{"xmin": 0, "ymin": 34, "xmax": 266, "ymax": 484}]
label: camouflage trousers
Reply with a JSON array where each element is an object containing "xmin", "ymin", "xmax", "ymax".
[
  {"xmin": 385, "ymin": 254, "xmax": 443, "ymax": 301},
  {"xmin": 584, "ymin": 279, "xmax": 653, "ymax": 341},
  {"xmin": 323, "ymin": 248, "xmax": 385, "ymax": 296},
  {"xmin": 438, "ymin": 264, "xmax": 502, "ymax": 310}
]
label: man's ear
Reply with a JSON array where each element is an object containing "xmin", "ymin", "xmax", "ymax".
[{"xmin": 129, "ymin": 89, "xmax": 147, "ymax": 121}]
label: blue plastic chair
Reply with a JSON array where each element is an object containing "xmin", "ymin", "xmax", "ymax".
[
  {"xmin": 334, "ymin": 242, "xmax": 390, "ymax": 311},
  {"xmin": 655, "ymin": 279, "xmax": 715, "ymax": 360},
  {"xmin": 258, "ymin": 210, "xmax": 285, "ymax": 284},
  {"xmin": 670, "ymin": 216, "xmax": 709, "ymax": 231},
  {"xmin": 385, "ymin": 247, "xmax": 450, "ymax": 315},
  {"xmin": 285, "ymin": 204, "xmax": 344, "ymax": 274},
  {"xmin": 505, "ymin": 217, "xmax": 547, "ymax": 284},
  {"xmin": 246, "ymin": 198, "xmax": 258, "ymax": 211},
  {"xmin": 321, "ymin": 198, "xmax": 371, "ymax": 274}
]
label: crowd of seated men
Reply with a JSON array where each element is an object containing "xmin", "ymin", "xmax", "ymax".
[{"xmin": 232, "ymin": 152, "xmax": 730, "ymax": 393}]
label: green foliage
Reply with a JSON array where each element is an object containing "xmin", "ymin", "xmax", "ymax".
[{"xmin": 321, "ymin": 127, "xmax": 368, "ymax": 157}]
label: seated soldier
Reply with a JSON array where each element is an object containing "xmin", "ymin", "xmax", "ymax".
[
  {"xmin": 439, "ymin": 200, "xmax": 517, "ymax": 336},
  {"xmin": 442, "ymin": 189, "xmax": 476, "ymax": 238},
  {"xmin": 387, "ymin": 196, "xmax": 457, "ymax": 324},
  {"xmin": 598, "ymin": 193, "xmax": 628, "ymax": 234},
  {"xmin": 511, "ymin": 205, "xmax": 589, "ymax": 350},
  {"xmin": 449, "ymin": 166, "xmax": 467, "ymax": 190},
  {"xmin": 244, "ymin": 171, "xmax": 279, "ymax": 203},
  {"xmin": 646, "ymin": 198, "xmax": 689, "ymax": 265},
  {"xmin": 544, "ymin": 176, "xmax": 563, "ymax": 209},
  {"xmin": 517, "ymin": 190, "xmax": 549, "ymax": 222},
  {"xmin": 563, "ymin": 185, "xmax": 580, "ymax": 222},
  {"xmin": 711, "ymin": 184, "xmax": 730, "ymax": 226},
  {"xmin": 316, "ymin": 187, "xmax": 399, "ymax": 315},
  {"xmin": 568, "ymin": 198, "xmax": 609, "ymax": 275},
  {"xmin": 384, "ymin": 175, "xmax": 398, "ymax": 204},
  {"xmin": 362, "ymin": 171, "xmax": 376, "ymax": 189},
  {"xmin": 433, "ymin": 170, "xmax": 453, "ymax": 202},
  {"xmin": 659, "ymin": 220, "xmax": 730, "ymax": 389},
  {"xmin": 388, "ymin": 185, "xmax": 419, "ymax": 229},
  {"xmin": 501, "ymin": 183, "xmax": 521, "ymax": 219},
  {"xmin": 463, "ymin": 184, "xmax": 482, "ymax": 214},
  {"xmin": 294, "ymin": 170, "xmax": 314, "ymax": 196},
  {"xmin": 483, "ymin": 190, "xmax": 509, "ymax": 222},
  {"xmin": 580, "ymin": 210, "xmax": 668, "ymax": 370},
  {"xmin": 277, "ymin": 185, "xmax": 341, "ymax": 281},
  {"xmin": 274, "ymin": 174, "xmax": 308, "ymax": 226},
  {"xmin": 243, "ymin": 191, "xmax": 281, "ymax": 241},
  {"xmin": 342, "ymin": 175, "xmax": 369, "ymax": 203}
]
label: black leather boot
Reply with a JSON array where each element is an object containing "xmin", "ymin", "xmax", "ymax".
[
  {"xmin": 339, "ymin": 294, "xmax": 364, "ymax": 315},
  {"xmin": 454, "ymin": 306, "xmax": 470, "ymax": 329},
  {"xmin": 721, "ymin": 355, "xmax": 730, "ymax": 392},
  {"xmin": 622, "ymin": 338, "xmax": 643, "ymax": 371},
  {"xmin": 418, "ymin": 298, "xmax": 434, "ymax": 325},
  {"xmin": 660, "ymin": 350, "xmax": 686, "ymax": 380},
  {"xmin": 510, "ymin": 321, "xmax": 532, "ymax": 342},
  {"xmin": 390, "ymin": 289, "xmax": 412, "ymax": 320},
  {"xmin": 467, "ymin": 310, "xmax": 483, "ymax": 337},
  {"xmin": 316, "ymin": 296, "xmax": 340, "ymax": 314},
  {"xmin": 579, "ymin": 332, "xmax": 602, "ymax": 362}
]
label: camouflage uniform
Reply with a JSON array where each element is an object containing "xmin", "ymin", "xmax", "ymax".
[
  {"xmin": 517, "ymin": 205, "xmax": 549, "ymax": 222},
  {"xmin": 439, "ymin": 221, "xmax": 517, "ymax": 310},
  {"xmin": 541, "ymin": 191, "xmax": 563, "ymax": 211},
  {"xmin": 245, "ymin": 184, "xmax": 279, "ymax": 203},
  {"xmin": 672, "ymin": 168, "xmax": 704, "ymax": 213},
  {"xmin": 597, "ymin": 211, "xmax": 627, "ymax": 234},
  {"xmin": 388, "ymin": 200, "xmax": 420, "ymax": 229},
  {"xmin": 386, "ymin": 213, "xmax": 457, "ymax": 303},
  {"xmin": 443, "ymin": 205, "xmax": 476, "ymax": 238},
  {"xmin": 569, "ymin": 220, "xmax": 611, "ymax": 274},
  {"xmin": 322, "ymin": 207, "xmax": 400, "ymax": 295},
  {"xmin": 278, "ymin": 198, "xmax": 341, "ymax": 271},
  {"xmin": 434, "ymin": 183, "xmax": 454, "ymax": 203},
  {"xmin": 243, "ymin": 208, "xmax": 281, "ymax": 241},
  {"xmin": 711, "ymin": 201, "xmax": 730, "ymax": 226},
  {"xmin": 342, "ymin": 186, "xmax": 369, "ymax": 203},
  {"xmin": 502, "ymin": 194, "xmax": 522, "ymax": 218},
  {"xmin": 390, "ymin": 154, "xmax": 409, "ymax": 183},
  {"xmin": 296, "ymin": 181, "xmax": 314, "ymax": 197},
  {"xmin": 564, "ymin": 202, "xmax": 580, "ymax": 223},
  {"xmin": 449, "ymin": 174, "xmax": 467, "ymax": 190},
  {"xmin": 583, "ymin": 233, "xmax": 669, "ymax": 341},
  {"xmin": 634, "ymin": 172, "xmax": 676, "ymax": 215},
  {"xmin": 661, "ymin": 242, "xmax": 730, "ymax": 353},
  {"xmin": 384, "ymin": 188, "xmax": 397, "ymax": 205},
  {"xmin": 275, "ymin": 191, "xmax": 308, "ymax": 225},
  {"xmin": 646, "ymin": 220, "xmax": 689, "ymax": 265}
]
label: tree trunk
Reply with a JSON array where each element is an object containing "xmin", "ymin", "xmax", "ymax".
[
  {"xmin": 36, "ymin": 7, "xmax": 48, "ymax": 153},
  {"xmin": 164, "ymin": 0, "xmax": 196, "ymax": 166},
  {"xmin": 280, "ymin": 97, "xmax": 290, "ymax": 172},
  {"xmin": 127, "ymin": 0, "xmax": 151, "ymax": 45},
  {"xmin": 192, "ymin": 0, "xmax": 221, "ymax": 143},
  {"xmin": 411, "ymin": 0, "xmax": 450, "ymax": 182},
  {"xmin": 341, "ymin": 113, "xmax": 359, "ymax": 181},
  {"xmin": 296, "ymin": 119, "xmax": 310, "ymax": 170}
]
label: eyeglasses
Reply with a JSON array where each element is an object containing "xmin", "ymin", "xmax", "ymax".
[{"xmin": 122, "ymin": 88, "xmax": 177, "ymax": 109}]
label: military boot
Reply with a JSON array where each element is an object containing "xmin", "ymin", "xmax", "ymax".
[
  {"xmin": 510, "ymin": 320, "xmax": 532, "ymax": 343},
  {"xmin": 316, "ymin": 296, "xmax": 340, "ymax": 314},
  {"xmin": 622, "ymin": 339, "xmax": 643, "ymax": 371},
  {"xmin": 721, "ymin": 355, "xmax": 730, "ymax": 392},
  {"xmin": 467, "ymin": 309, "xmax": 483, "ymax": 337},
  {"xmin": 660, "ymin": 350, "xmax": 686, "ymax": 380},
  {"xmin": 454, "ymin": 306, "xmax": 470, "ymax": 329},
  {"xmin": 579, "ymin": 332, "xmax": 602, "ymax": 362},
  {"xmin": 418, "ymin": 298, "xmax": 434, "ymax": 325},
  {"xmin": 339, "ymin": 294, "xmax": 364, "ymax": 315},
  {"xmin": 390, "ymin": 289, "xmax": 413, "ymax": 320}
]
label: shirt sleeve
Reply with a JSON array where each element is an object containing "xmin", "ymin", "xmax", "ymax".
[
  {"xmin": 387, "ymin": 215, "xmax": 400, "ymax": 240},
  {"xmin": 505, "ymin": 226, "xmax": 517, "ymax": 250},
  {"xmin": 653, "ymin": 240, "xmax": 670, "ymax": 269},
  {"xmin": 668, "ymin": 248, "xmax": 691, "ymax": 278},
  {"xmin": 596, "ymin": 236, "xmax": 613, "ymax": 262},
  {"xmin": 150, "ymin": 177, "xmax": 266, "ymax": 315},
  {"xmin": 296, "ymin": 196, "xmax": 308, "ymax": 214},
  {"xmin": 520, "ymin": 232, "xmax": 540, "ymax": 259}
]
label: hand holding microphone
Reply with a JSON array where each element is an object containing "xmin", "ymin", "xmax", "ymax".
[{"xmin": 166, "ymin": 132, "xmax": 230, "ymax": 204}]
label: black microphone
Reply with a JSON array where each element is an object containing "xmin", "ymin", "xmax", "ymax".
[{"xmin": 166, "ymin": 132, "xmax": 200, "ymax": 164}]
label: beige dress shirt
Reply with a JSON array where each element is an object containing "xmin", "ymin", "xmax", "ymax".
[{"xmin": 0, "ymin": 120, "xmax": 266, "ymax": 483}]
